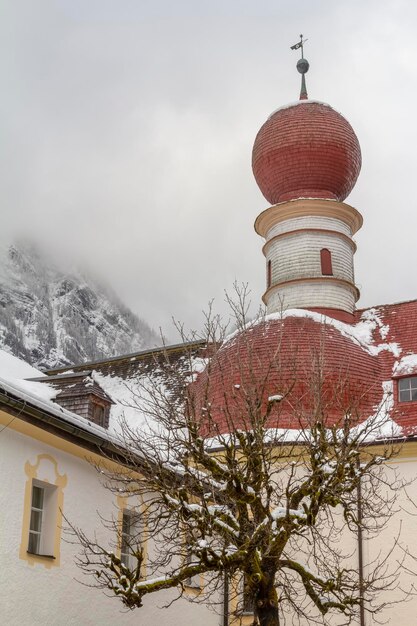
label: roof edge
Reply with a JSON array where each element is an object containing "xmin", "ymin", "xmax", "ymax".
[{"xmin": 44, "ymin": 339, "xmax": 208, "ymax": 375}]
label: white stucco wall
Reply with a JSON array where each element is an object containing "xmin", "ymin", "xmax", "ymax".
[
  {"xmin": 360, "ymin": 456, "xmax": 417, "ymax": 626},
  {"xmin": 265, "ymin": 215, "xmax": 352, "ymax": 240},
  {"xmin": 262, "ymin": 213, "xmax": 358, "ymax": 314},
  {"xmin": 0, "ymin": 420, "xmax": 221, "ymax": 626},
  {"xmin": 266, "ymin": 231, "xmax": 354, "ymax": 286},
  {"xmin": 3, "ymin": 412, "xmax": 417, "ymax": 626},
  {"xmin": 266, "ymin": 280, "xmax": 357, "ymax": 315}
]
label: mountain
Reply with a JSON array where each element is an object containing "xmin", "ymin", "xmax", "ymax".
[{"xmin": 0, "ymin": 243, "xmax": 161, "ymax": 369}]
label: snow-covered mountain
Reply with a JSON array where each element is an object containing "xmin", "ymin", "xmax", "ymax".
[{"xmin": 0, "ymin": 243, "xmax": 161, "ymax": 369}]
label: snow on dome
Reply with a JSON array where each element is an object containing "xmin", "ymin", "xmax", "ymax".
[
  {"xmin": 194, "ymin": 313, "xmax": 382, "ymax": 436},
  {"xmin": 252, "ymin": 100, "xmax": 361, "ymax": 205},
  {"xmin": 393, "ymin": 354, "xmax": 417, "ymax": 377}
]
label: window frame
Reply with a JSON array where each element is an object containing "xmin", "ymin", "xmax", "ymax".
[
  {"xmin": 184, "ymin": 546, "xmax": 202, "ymax": 590},
  {"xmin": 241, "ymin": 575, "xmax": 255, "ymax": 615},
  {"xmin": 27, "ymin": 480, "xmax": 58, "ymax": 558},
  {"xmin": 92, "ymin": 401, "xmax": 106, "ymax": 427},
  {"xmin": 183, "ymin": 531, "xmax": 202, "ymax": 591},
  {"xmin": 120, "ymin": 509, "xmax": 141, "ymax": 569},
  {"xmin": 28, "ymin": 484, "xmax": 44, "ymax": 555},
  {"xmin": 398, "ymin": 376, "xmax": 417, "ymax": 403}
]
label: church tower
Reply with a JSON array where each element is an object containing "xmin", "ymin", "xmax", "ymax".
[{"xmin": 252, "ymin": 39, "xmax": 362, "ymax": 324}]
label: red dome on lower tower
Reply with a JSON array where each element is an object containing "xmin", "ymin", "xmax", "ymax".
[
  {"xmin": 252, "ymin": 101, "xmax": 362, "ymax": 204},
  {"xmin": 195, "ymin": 315, "xmax": 381, "ymax": 436}
]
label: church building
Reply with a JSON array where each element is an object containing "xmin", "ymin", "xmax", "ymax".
[{"xmin": 1, "ymin": 49, "xmax": 417, "ymax": 625}]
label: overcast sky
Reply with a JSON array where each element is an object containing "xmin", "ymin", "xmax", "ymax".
[{"xmin": 1, "ymin": 0, "xmax": 417, "ymax": 338}]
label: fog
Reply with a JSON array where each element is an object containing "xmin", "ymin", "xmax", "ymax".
[{"xmin": 1, "ymin": 0, "xmax": 416, "ymax": 337}]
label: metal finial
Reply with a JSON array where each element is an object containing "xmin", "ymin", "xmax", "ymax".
[{"xmin": 290, "ymin": 34, "xmax": 309, "ymax": 100}]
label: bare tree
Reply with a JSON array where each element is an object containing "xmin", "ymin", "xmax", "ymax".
[{"xmin": 69, "ymin": 290, "xmax": 412, "ymax": 626}]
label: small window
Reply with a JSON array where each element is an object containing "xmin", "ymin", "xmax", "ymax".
[
  {"xmin": 185, "ymin": 551, "xmax": 201, "ymax": 589},
  {"xmin": 28, "ymin": 482, "xmax": 57, "ymax": 557},
  {"xmin": 92, "ymin": 403, "xmax": 105, "ymax": 427},
  {"xmin": 184, "ymin": 536, "xmax": 201, "ymax": 589},
  {"xmin": 398, "ymin": 377, "xmax": 417, "ymax": 402},
  {"xmin": 28, "ymin": 485, "xmax": 44, "ymax": 554},
  {"xmin": 320, "ymin": 248, "xmax": 333, "ymax": 276},
  {"xmin": 267, "ymin": 260, "xmax": 272, "ymax": 289},
  {"xmin": 121, "ymin": 510, "xmax": 140, "ymax": 568},
  {"xmin": 242, "ymin": 575, "xmax": 255, "ymax": 614}
]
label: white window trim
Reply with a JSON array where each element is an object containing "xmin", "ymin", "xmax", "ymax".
[
  {"xmin": 398, "ymin": 376, "xmax": 417, "ymax": 402},
  {"xmin": 28, "ymin": 485, "xmax": 44, "ymax": 554},
  {"xmin": 121, "ymin": 509, "xmax": 141, "ymax": 569},
  {"xmin": 27, "ymin": 480, "xmax": 58, "ymax": 558}
]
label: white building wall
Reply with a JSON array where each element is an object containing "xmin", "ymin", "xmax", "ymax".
[
  {"xmin": 265, "ymin": 215, "xmax": 352, "ymax": 240},
  {"xmin": 266, "ymin": 231, "xmax": 354, "ymax": 286},
  {"xmin": 266, "ymin": 280, "xmax": 356, "ymax": 314},
  {"xmin": 0, "ymin": 421, "xmax": 221, "ymax": 626},
  {"xmin": 2, "ymin": 414, "xmax": 417, "ymax": 626}
]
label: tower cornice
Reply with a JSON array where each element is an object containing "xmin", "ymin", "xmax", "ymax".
[{"xmin": 254, "ymin": 198, "xmax": 363, "ymax": 238}]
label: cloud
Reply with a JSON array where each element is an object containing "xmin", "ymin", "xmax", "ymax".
[{"xmin": 1, "ymin": 0, "xmax": 417, "ymax": 337}]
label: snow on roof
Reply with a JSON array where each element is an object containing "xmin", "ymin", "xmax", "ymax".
[
  {"xmin": 0, "ymin": 305, "xmax": 412, "ymax": 448},
  {"xmin": 393, "ymin": 354, "xmax": 417, "ymax": 377},
  {"xmin": 0, "ymin": 348, "xmax": 118, "ymax": 443},
  {"xmin": 268, "ymin": 99, "xmax": 334, "ymax": 119},
  {"xmin": 223, "ymin": 308, "xmax": 401, "ymax": 358},
  {"xmin": 267, "ymin": 99, "xmax": 345, "ymax": 120},
  {"xmin": 351, "ymin": 381, "xmax": 403, "ymax": 442},
  {"xmin": 0, "ymin": 348, "xmax": 44, "ymax": 380},
  {"xmin": 92, "ymin": 370, "xmax": 152, "ymax": 436},
  {"xmin": 0, "ymin": 343, "xmax": 205, "ymax": 453}
]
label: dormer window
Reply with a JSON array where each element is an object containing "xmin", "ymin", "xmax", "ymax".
[
  {"xmin": 28, "ymin": 371, "xmax": 114, "ymax": 428},
  {"xmin": 92, "ymin": 401, "xmax": 106, "ymax": 427},
  {"xmin": 398, "ymin": 376, "xmax": 417, "ymax": 402}
]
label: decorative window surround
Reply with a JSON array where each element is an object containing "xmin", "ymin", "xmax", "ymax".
[
  {"xmin": 19, "ymin": 454, "xmax": 67, "ymax": 568},
  {"xmin": 116, "ymin": 495, "xmax": 148, "ymax": 578}
]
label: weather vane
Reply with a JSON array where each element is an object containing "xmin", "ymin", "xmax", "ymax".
[{"xmin": 290, "ymin": 34, "xmax": 309, "ymax": 100}]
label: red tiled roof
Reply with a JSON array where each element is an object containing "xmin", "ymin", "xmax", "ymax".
[
  {"xmin": 355, "ymin": 299, "xmax": 417, "ymax": 432},
  {"xmin": 252, "ymin": 102, "xmax": 361, "ymax": 204},
  {"xmin": 195, "ymin": 315, "xmax": 381, "ymax": 436}
]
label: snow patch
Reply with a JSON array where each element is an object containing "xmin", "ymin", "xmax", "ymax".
[
  {"xmin": 351, "ymin": 381, "xmax": 402, "ymax": 441},
  {"xmin": 267, "ymin": 99, "xmax": 342, "ymax": 119},
  {"xmin": 268, "ymin": 394, "xmax": 283, "ymax": 402},
  {"xmin": 224, "ymin": 308, "xmax": 401, "ymax": 358},
  {"xmin": 0, "ymin": 348, "xmax": 43, "ymax": 380},
  {"xmin": 393, "ymin": 354, "xmax": 417, "ymax": 377}
]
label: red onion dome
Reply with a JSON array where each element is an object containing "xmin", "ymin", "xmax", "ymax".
[
  {"xmin": 194, "ymin": 315, "xmax": 380, "ymax": 436},
  {"xmin": 252, "ymin": 101, "xmax": 362, "ymax": 205}
]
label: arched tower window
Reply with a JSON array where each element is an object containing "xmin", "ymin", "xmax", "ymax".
[
  {"xmin": 267, "ymin": 260, "xmax": 272, "ymax": 288},
  {"xmin": 320, "ymin": 248, "xmax": 333, "ymax": 276}
]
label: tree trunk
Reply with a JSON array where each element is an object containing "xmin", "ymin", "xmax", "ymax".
[{"xmin": 254, "ymin": 577, "xmax": 280, "ymax": 626}]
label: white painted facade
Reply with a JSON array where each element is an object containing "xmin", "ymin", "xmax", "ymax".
[
  {"xmin": 2, "ymin": 360, "xmax": 417, "ymax": 626},
  {"xmin": 266, "ymin": 230, "xmax": 355, "ymax": 284},
  {"xmin": 266, "ymin": 280, "xmax": 357, "ymax": 316},
  {"xmin": 0, "ymin": 416, "xmax": 221, "ymax": 626},
  {"xmin": 265, "ymin": 215, "xmax": 352, "ymax": 239}
]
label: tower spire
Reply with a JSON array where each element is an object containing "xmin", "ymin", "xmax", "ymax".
[{"xmin": 290, "ymin": 34, "xmax": 309, "ymax": 100}]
